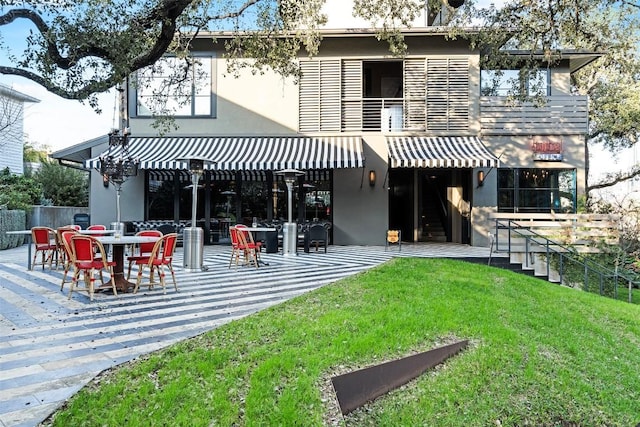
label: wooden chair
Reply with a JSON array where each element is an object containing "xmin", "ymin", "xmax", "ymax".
[
  {"xmin": 126, "ymin": 230, "xmax": 163, "ymax": 280},
  {"xmin": 31, "ymin": 226, "xmax": 58, "ymax": 270},
  {"xmin": 228, "ymin": 226, "xmax": 243, "ymax": 268},
  {"xmin": 87, "ymin": 224, "xmax": 107, "ymax": 236},
  {"xmin": 236, "ymin": 224, "xmax": 262, "ymax": 261},
  {"xmin": 385, "ymin": 229, "xmax": 401, "ymax": 251},
  {"xmin": 133, "ymin": 233, "xmax": 178, "ymax": 294},
  {"xmin": 57, "ymin": 228, "xmax": 79, "ymax": 291},
  {"xmin": 229, "ymin": 226, "xmax": 260, "ymax": 268},
  {"xmin": 68, "ymin": 235, "xmax": 117, "ymax": 301},
  {"xmin": 236, "ymin": 228, "xmax": 260, "ymax": 268}
]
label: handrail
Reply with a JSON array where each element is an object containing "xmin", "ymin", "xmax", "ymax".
[{"xmin": 494, "ymin": 218, "xmax": 640, "ymax": 303}]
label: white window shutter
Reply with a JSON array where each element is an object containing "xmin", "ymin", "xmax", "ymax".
[
  {"xmin": 426, "ymin": 58, "xmax": 469, "ymax": 131},
  {"xmin": 404, "ymin": 59, "xmax": 426, "ymax": 131}
]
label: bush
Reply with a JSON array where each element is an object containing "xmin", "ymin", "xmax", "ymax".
[
  {"xmin": 0, "ymin": 167, "xmax": 42, "ymax": 210},
  {"xmin": 35, "ymin": 161, "xmax": 89, "ymax": 207},
  {"xmin": 0, "ymin": 209, "xmax": 27, "ymax": 249}
]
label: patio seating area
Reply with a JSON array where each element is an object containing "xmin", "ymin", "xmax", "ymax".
[{"xmin": 0, "ymin": 242, "xmax": 497, "ymax": 427}]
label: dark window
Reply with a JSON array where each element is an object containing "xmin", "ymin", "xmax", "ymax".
[
  {"xmin": 362, "ymin": 61, "xmax": 403, "ymax": 131},
  {"xmin": 498, "ymin": 168, "xmax": 576, "ymax": 213},
  {"xmin": 147, "ymin": 171, "xmax": 177, "ymax": 220}
]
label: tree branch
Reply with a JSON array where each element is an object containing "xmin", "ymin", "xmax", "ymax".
[{"xmin": 588, "ymin": 164, "xmax": 640, "ymax": 192}]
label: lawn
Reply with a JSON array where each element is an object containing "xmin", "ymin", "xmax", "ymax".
[{"xmin": 47, "ymin": 258, "xmax": 640, "ymax": 426}]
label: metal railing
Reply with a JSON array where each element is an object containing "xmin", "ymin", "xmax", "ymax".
[{"xmin": 493, "ymin": 219, "xmax": 640, "ymax": 303}]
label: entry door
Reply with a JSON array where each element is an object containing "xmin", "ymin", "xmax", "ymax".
[
  {"xmin": 389, "ymin": 168, "xmax": 471, "ymax": 243},
  {"xmin": 388, "ymin": 168, "xmax": 414, "ymax": 241}
]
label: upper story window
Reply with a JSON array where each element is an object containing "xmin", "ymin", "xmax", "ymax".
[
  {"xmin": 135, "ymin": 56, "xmax": 214, "ymax": 117},
  {"xmin": 363, "ymin": 61, "xmax": 403, "ymax": 131},
  {"xmin": 481, "ymin": 69, "xmax": 549, "ymax": 97}
]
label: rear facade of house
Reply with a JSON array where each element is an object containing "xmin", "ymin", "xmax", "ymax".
[{"xmin": 54, "ymin": 14, "xmax": 592, "ymax": 247}]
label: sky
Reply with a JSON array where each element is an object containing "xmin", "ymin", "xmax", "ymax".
[{"xmin": 0, "ymin": 0, "xmax": 631, "ymax": 186}]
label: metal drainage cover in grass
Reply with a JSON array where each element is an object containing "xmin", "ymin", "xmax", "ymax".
[{"xmin": 331, "ymin": 340, "xmax": 469, "ymax": 415}]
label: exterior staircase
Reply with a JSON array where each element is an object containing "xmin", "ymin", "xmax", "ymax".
[
  {"xmin": 487, "ymin": 215, "xmax": 638, "ymax": 303},
  {"xmin": 422, "ymin": 199, "xmax": 447, "ymax": 242}
]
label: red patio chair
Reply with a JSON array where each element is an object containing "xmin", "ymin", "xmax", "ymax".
[
  {"xmin": 133, "ymin": 233, "xmax": 178, "ymax": 294},
  {"xmin": 31, "ymin": 226, "xmax": 58, "ymax": 270},
  {"xmin": 68, "ymin": 234, "xmax": 117, "ymax": 301},
  {"xmin": 87, "ymin": 224, "xmax": 107, "ymax": 236},
  {"xmin": 57, "ymin": 228, "xmax": 79, "ymax": 291},
  {"xmin": 126, "ymin": 230, "xmax": 163, "ymax": 280},
  {"xmin": 229, "ymin": 225, "xmax": 261, "ymax": 268}
]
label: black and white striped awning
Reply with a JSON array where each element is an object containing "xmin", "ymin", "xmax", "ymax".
[
  {"xmin": 147, "ymin": 169, "xmax": 330, "ymax": 183},
  {"xmin": 85, "ymin": 136, "xmax": 364, "ymax": 171},
  {"xmin": 387, "ymin": 136, "xmax": 499, "ymax": 168}
]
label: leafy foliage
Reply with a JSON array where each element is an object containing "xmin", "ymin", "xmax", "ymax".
[
  {"xmin": 35, "ymin": 161, "xmax": 89, "ymax": 207},
  {"xmin": 0, "ymin": 167, "xmax": 42, "ymax": 210},
  {"xmin": 1, "ymin": 0, "xmax": 639, "ymax": 190}
]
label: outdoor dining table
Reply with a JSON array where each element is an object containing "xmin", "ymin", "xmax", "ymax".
[
  {"xmin": 5, "ymin": 230, "xmax": 35, "ymax": 269},
  {"xmin": 4, "ymin": 228, "xmax": 118, "ymax": 269},
  {"xmin": 96, "ymin": 235, "xmax": 160, "ymax": 293},
  {"xmin": 245, "ymin": 227, "xmax": 278, "ymax": 253},
  {"xmin": 78, "ymin": 229, "xmax": 117, "ymax": 236}
]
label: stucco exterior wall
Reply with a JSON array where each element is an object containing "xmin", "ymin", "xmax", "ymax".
[
  {"xmin": 333, "ymin": 135, "xmax": 389, "ymax": 245},
  {"xmin": 130, "ymin": 60, "xmax": 299, "ymax": 137},
  {"xmin": 88, "ymin": 141, "xmax": 145, "ymax": 227},
  {"xmin": 471, "ymin": 133, "xmax": 586, "ymax": 246}
]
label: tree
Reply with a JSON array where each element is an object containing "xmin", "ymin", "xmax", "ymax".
[
  {"xmin": 0, "ymin": 167, "xmax": 42, "ymax": 210},
  {"xmin": 35, "ymin": 161, "xmax": 89, "ymax": 207},
  {"xmin": 0, "ymin": 0, "xmax": 638, "ymax": 189}
]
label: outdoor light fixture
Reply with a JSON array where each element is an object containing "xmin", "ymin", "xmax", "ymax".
[
  {"xmin": 98, "ymin": 128, "xmax": 139, "ymax": 231},
  {"xmin": 275, "ymin": 168, "xmax": 305, "ymax": 256},
  {"xmin": 176, "ymin": 156, "xmax": 214, "ymax": 271},
  {"xmin": 477, "ymin": 170, "xmax": 485, "ymax": 187},
  {"xmin": 368, "ymin": 170, "xmax": 376, "ymax": 187}
]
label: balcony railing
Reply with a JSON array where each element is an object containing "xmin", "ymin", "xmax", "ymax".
[
  {"xmin": 340, "ymin": 95, "xmax": 589, "ymax": 133},
  {"xmin": 480, "ymin": 95, "xmax": 589, "ymax": 135},
  {"xmin": 342, "ymin": 98, "xmax": 404, "ymax": 132}
]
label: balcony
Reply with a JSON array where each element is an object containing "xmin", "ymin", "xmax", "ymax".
[
  {"xmin": 343, "ymin": 98, "xmax": 404, "ymax": 132},
  {"xmin": 480, "ymin": 95, "xmax": 589, "ymax": 135}
]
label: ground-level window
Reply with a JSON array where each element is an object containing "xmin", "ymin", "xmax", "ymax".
[
  {"xmin": 147, "ymin": 171, "xmax": 179, "ymax": 220},
  {"xmin": 145, "ymin": 170, "xmax": 332, "ymax": 242},
  {"xmin": 498, "ymin": 168, "xmax": 576, "ymax": 213}
]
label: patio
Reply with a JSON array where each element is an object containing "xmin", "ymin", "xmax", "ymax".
[{"xmin": 0, "ymin": 242, "xmax": 495, "ymax": 427}]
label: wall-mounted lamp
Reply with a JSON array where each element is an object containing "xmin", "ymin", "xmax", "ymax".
[
  {"xmin": 477, "ymin": 170, "xmax": 485, "ymax": 187},
  {"xmin": 369, "ymin": 170, "xmax": 376, "ymax": 187}
]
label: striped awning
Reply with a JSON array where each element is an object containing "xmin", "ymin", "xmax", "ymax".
[
  {"xmin": 387, "ymin": 136, "xmax": 500, "ymax": 168},
  {"xmin": 147, "ymin": 169, "xmax": 330, "ymax": 183},
  {"xmin": 85, "ymin": 136, "xmax": 364, "ymax": 171}
]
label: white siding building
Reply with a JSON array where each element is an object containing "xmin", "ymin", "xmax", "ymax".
[{"xmin": 0, "ymin": 84, "xmax": 40, "ymax": 175}]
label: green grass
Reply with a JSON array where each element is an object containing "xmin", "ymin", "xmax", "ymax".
[{"xmin": 48, "ymin": 258, "xmax": 640, "ymax": 426}]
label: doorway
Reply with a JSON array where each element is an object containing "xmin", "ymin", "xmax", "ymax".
[{"xmin": 389, "ymin": 168, "xmax": 471, "ymax": 243}]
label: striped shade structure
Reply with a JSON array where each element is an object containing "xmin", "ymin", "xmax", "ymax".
[
  {"xmin": 387, "ymin": 136, "xmax": 499, "ymax": 168},
  {"xmin": 85, "ymin": 136, "xmax": 365, "ymax": 171}
]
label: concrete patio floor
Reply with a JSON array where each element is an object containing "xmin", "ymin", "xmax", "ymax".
[{"xmin": 0, "ymin": 242, "xmax": 497, "ymax": 427}]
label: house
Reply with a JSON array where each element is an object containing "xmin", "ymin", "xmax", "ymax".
[
  {"xmin": 0, "ymin": 83, "xmax": 40, "ymax": 174},
  {"xmin": 52, "ymin": 2, "xmax": 597, "ymax": 247}
]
